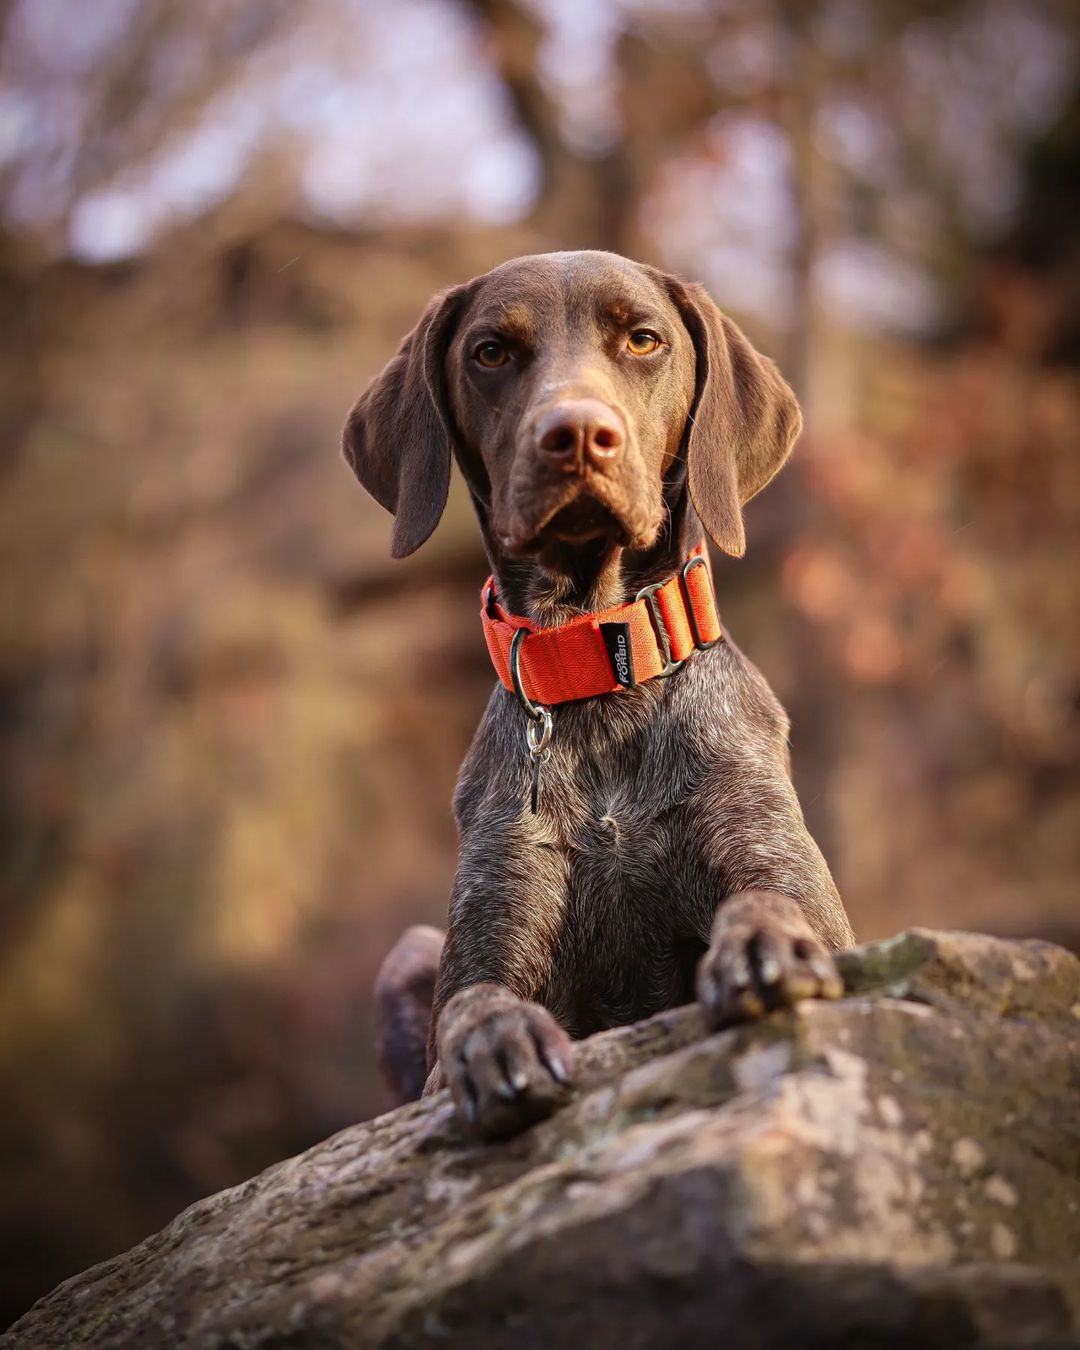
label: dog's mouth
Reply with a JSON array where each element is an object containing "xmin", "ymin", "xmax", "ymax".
[
  {"xmin": 545, "ymin": 496, "xmax": 621, "ymax": 543},
  {"xmin": 502, "ymin": 481, "xmax": 633, "ymax": 557}
]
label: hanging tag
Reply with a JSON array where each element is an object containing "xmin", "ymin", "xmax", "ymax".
[
  {"xmin": 529, "ymin": 751, "xmax": 544, "ymax": 814},
  {"xmin": 525, "ymin": 707, "xmax": 553, "ymax": 814}
]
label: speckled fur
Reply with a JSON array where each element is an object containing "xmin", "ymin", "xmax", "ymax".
[
  {"xmin": 443, "ymin": 635, "xmax": 850, "ymax": 1040},
  {"xmin": 344, "ymin": 250, "xmax": 854, "ymax": 1134}
]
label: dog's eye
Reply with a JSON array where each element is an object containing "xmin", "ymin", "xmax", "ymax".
[
  {"xmin": 474, "ymin": 340, "xmax": 509, "ymax": 368},
  {"xmin": 626, "ymin": 330, "xmax": 660, "ymax": 356}
]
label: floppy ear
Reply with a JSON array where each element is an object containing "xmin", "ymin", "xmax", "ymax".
[
  {"xmin": 342, "ymin": 283, "xmax": 471, "ymax": 559},
  {"xmin": 661, "ymin": 277, "xmax": 802, "ymax": 557}
]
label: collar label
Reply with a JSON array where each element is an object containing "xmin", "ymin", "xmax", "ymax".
[{"xmin": 599, "ymin": 621, "xmax": 636, "ymax": 688}]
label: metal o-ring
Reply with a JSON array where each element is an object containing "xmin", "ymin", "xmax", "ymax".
[{"xmin": 509, "ymin": 627, "xmax": 545, "ymax": 722}]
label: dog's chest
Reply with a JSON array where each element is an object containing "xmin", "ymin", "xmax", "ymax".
[
  {"xmin": 536, "ymin": 703, "xmax": 716, "ymax": 1033},
  {"xmin": 544, "ymin": 812, "xmax": 707, "ymax": 1034},
  {"xmin": 546, "ymin": 670, "xmax": 718, "ymax": 876}
]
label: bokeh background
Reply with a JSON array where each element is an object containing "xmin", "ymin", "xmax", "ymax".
[{"xmin": 1, "ymin": 0, "xmax": 1078, "ymax": 1326}]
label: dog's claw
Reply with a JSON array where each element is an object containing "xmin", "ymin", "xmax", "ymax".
[
  {"xmin": 729, "ymin": 951, "xmax": 752, "ymax": 989},
  {"xmin": 808, "ymin": 952, "xmax": 843, "ymax": 995},
  {"xmin": 544, "ymin": 1050, "xmax": 572, "ymax": 1085},
  {"xmin": 758, "ymin": 953, "xmax": 782, "ymax": 986},
  {"xmin": 698, "ymin": 971, "xmax": 720, "ymax": 1008}
]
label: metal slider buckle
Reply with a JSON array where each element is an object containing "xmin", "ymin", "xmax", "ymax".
[
  {"xmin": 634, "ymin": 580, "xmax": 686, "ymax": 678},
  {"xmin": 680, "ymin": 555, "xmax": 722, "ymax": 651}
]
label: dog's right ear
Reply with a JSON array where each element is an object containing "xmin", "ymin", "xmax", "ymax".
[{"xmin": 342, "ymin": 283, "xmax": 472, "ymax": 559}]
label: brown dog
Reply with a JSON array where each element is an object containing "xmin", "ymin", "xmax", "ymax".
[{"xmin": 344, "ymin": 251, "xmax": 854, "ymax": 1139}]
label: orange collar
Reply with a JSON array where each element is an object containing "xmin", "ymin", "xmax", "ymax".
[{"xmin": 480, "ymin": 542, "xmax": 723, "ymax": 708}]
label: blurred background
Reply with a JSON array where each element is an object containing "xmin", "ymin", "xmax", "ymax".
[{"xmin": 1, "ymin": 0, "xmax": 1078, "ymax": 1326}]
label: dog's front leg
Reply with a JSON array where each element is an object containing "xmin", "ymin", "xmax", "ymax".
[
  {"xmin": 692, "ymin": 769, "xmax": 853, "ymax": 1031},
  {"xmin": 427, "ymin": 839, "xmax": 573, "ymax": 1139}
]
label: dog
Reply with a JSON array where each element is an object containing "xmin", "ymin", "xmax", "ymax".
[{"xmin": 345, "ymin": 251, "xmax": 854, "ymax": 1139}]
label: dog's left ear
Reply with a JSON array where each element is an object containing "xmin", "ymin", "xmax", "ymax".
[
  {"xmin": 342, "ymin": 282, "xmax": 473, "ymax": 559},
  {"xmin": 658, "ymin": 275, "xmax": 802, "ymax": 557}
]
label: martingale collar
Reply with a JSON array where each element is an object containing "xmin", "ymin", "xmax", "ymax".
[{"xmin": 481, "ymin": 541, "xmax": 723, "ymax": 709}]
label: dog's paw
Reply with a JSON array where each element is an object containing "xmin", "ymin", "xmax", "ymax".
[
  {"xmin": 696, "ymin": 889, "xmax": 844, "ymax": 1032},
  {"xmin": 436, "ymin": 983, "xmax": 574, "ymax": 1140}
]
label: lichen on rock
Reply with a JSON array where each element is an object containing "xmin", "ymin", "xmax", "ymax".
[{"xmin": 4, "ymin": 929, "xmax": 1080, "ymax": 1349}]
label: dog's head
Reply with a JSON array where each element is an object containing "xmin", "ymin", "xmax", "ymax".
[{"xmin": 343, "ymin": 251, "xmax": 801, "ymax": 568}]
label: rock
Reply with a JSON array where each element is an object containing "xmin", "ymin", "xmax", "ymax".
[{"xmin": 5, "ymin": 929, "xmax": 1080, "ymax": 1349}]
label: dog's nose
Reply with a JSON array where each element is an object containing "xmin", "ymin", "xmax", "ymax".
[{"xmin": 535, "ymin": 400, "xmax": 624, "ymax": 469}]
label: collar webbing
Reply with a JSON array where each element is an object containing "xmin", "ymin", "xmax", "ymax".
[{"xmin": 480, "ymin": 542, "xmax": 723, "ymax": 707}]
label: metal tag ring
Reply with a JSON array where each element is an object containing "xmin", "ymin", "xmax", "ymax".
[{"xmin": 526, "ymin": 706, "xmax": 553, "ymax": 756}]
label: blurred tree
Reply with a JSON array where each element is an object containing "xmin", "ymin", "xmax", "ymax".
[
  {"xmin": 1, "ymin": 0, "xmax": 1078, "ymax": 1331},
  {"xmin": 0, "ymin": 1, "xmax": 294, "ymax": 247},
  {"xmin": 2, "ymin": 0, "xmax": 1074, "ymax": 345}
]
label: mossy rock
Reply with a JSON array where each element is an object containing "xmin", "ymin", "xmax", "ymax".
[{"xmin": 5, "ymin": 929, "xmax": 1080, "ymax": 1349}]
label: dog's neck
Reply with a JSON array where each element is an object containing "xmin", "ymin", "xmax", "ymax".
[{"xmin": 480, "ymin": 493, "xmax": 703, "ymax": 626}]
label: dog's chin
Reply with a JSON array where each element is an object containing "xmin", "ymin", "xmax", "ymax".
[{"xmin": 501, "ymin": 490, "xmax": 656, "ymax": 560}]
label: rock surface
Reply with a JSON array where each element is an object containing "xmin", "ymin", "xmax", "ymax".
[{"xmin": 5, "ymin": 929, "xmax": 1080, "ymax": 1349}]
